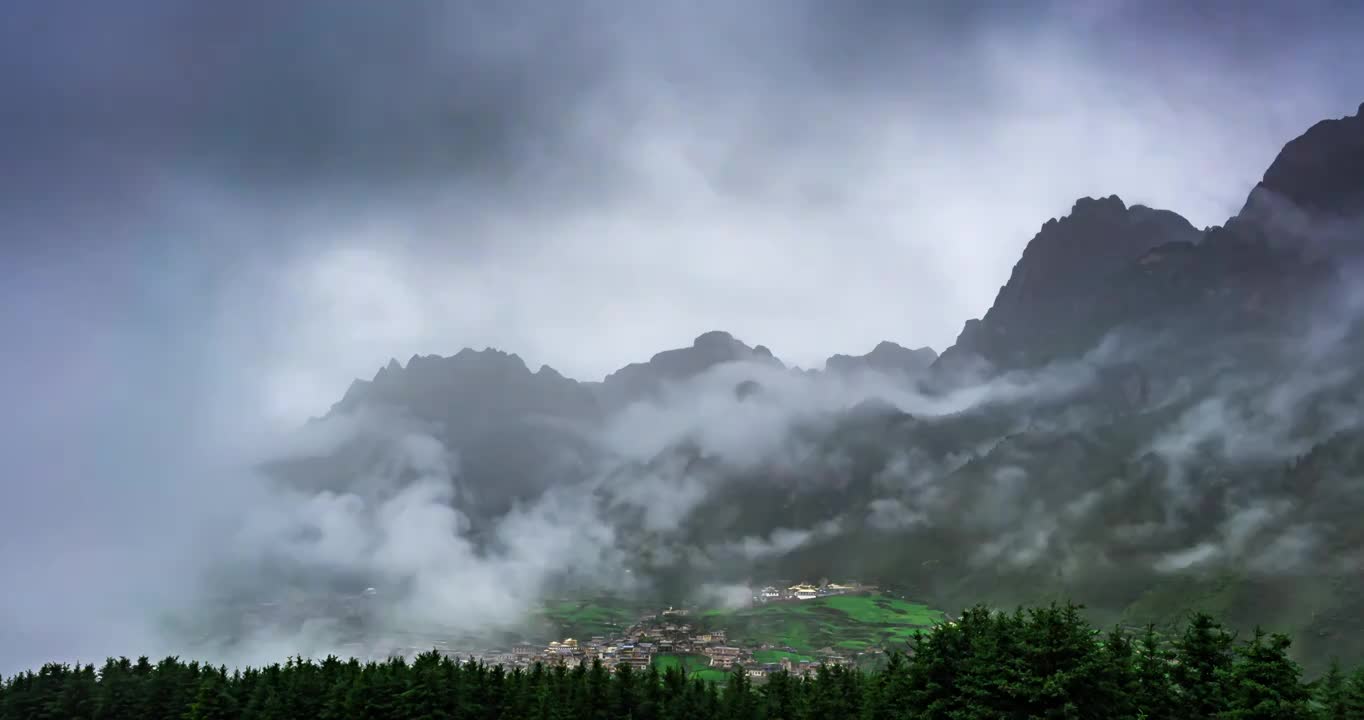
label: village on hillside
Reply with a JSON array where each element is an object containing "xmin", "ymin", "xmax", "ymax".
[
  {"xmin": 238, "ymin": 580, "xmax": 942, "ymax": 680},
  {"xmin": 424, "ymin": 581, "xmax": 891, "ymax": 680}
]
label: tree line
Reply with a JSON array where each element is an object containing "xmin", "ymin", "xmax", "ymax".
[{"xmin": 4, "ymin": 603, "xmax": 1364, "ymax": 719}]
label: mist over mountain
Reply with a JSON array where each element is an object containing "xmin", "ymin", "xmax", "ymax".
[{"xmin": 187, "ymin": 104, "xmax": 1364, "ymax": 671}]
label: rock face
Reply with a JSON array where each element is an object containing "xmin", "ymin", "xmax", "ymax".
[
  {"xmin": 1246, "ymin": 103, "xmax": 1364, "ymax": 218},
  {"xmin": 825, "ymin": 341, "xmax": 937, "ymax": 377},
  {"xmin": 937, "ymin": 102, "xmax": 1364, "ymax": 372},
  {"xmin": 1236, "ymin": 103, "xmax": 1364, "ymax": 258},
  {"xmin": 938, "ymin": 196, "xmax": 1201, "ymax": 369},
  {"xmin": 323, "ymin": 331, "xmax": 791, "ymax": 449},
  {"xmin": 293, "ymin": 349, "xmax": 603, "ymax": 519},
  {"xmin": 330, "ymin": 347, "xmax": 601, "ymax": 438},
  {"xmin": 597, "ymin": 330, "xmax": 784, "ymax": 410}
]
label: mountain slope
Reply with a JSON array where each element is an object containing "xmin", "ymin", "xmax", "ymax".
[{"xmin": 249, "ymin": 102, "xmax": 1364, "ymax": 672}]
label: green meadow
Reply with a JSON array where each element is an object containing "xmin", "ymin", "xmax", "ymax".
[
  {"xmin": 700, "ymin": 593, "xmax": 944, "ymax": 655},
  {"xmin": 652, "ymin": 653, "xmax": 712, "ymax": 674},
  {"xmin": 535, "ymin": 597, "xmax": 644, "ymax": 640}
]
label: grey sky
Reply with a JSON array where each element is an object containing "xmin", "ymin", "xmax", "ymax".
[{"xmin": 2, "ymin": 0, "xmax": 1363, "ymax": 672}]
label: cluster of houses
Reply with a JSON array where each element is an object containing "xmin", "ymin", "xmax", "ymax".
[
  {"xmin": 479, "ymin": 624, "xmax": 857, "ymax": 681},
  {"xmin": 459, "ymin": 584, "xmax": 875, "ymax": 680},
  {"xmin": 485, "ymin": 607, "xmax": 727, "ymax": 671}
]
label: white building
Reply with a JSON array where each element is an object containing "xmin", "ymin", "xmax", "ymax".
[{"xmin": 789, "ymin": 584, "xmax": 819, "ymax": 600}]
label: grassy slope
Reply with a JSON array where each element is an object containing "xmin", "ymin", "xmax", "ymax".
[
  {"xmin": 700, "ymin": 594, "xmax": 943, "ymax": 655},
  {"xmin": 1115, "ymin": 571, "xmax": 1362, "ymax": 675},
  {"xmin": 692, "ymin": 669, "xmax": 732, "ymax": 683},
  {"xmin": 535, "ymin": 597, "xmax": 644, "ymax": 640},
  {"xmin": 653, "ymin": 654, "xmax": 711, "ymax": 673},
  {"xmin": 752, "ymin": 649, "xmax": 813, "ymax": 664}
]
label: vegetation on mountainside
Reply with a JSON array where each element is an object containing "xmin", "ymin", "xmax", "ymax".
[
  {"xmin": 699, "ymin": 593, "xmax": 943, "ymax": 655},
  {"xmin": 651, "ymin": 653, "xmax": 710, "ymax": 674},
  {"xmin": 534, "ymin": 597, "xmax": 645, "ymax": 640},
  {"xmin": 8, "ymin": 602, "xmax": 1364, "ymax": 719}
]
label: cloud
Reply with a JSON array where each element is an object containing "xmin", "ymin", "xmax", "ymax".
[
  {"xmin": 693, "ymin": 583, "xmax": 755, "ymax": 610},
  {"xmin": 721, "ymin": 520, "xmax": 845, "ymax": 563},
  {"xmin": 1153, "ymin": 543, "xmax": 1222, "ymax": 573},
  {"xmin": 866, "ymin": 498, "xmax": 930, "ymax": 532},
  {"xmin": 187, "ymin": 413, "xmax": 640, "ymax": 665},
  {"xmin": 5, "ymin": 0, "xmax": 1364, "ymax": 675}
]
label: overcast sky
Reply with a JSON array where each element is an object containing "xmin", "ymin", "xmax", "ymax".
[{"xmin": 2, "ymin": 0, "xmax": 1364, "ymax": 672}]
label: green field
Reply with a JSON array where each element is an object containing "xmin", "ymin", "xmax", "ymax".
[
  {"xmin": 700, "ymin": 593, "xmax": 943, "ymax": 655},
  {"xmin": 691, "ymin": 669, "xmax": 731, "ymax": 683},
  {"xmin": 653, "ymin": 653, "xmax": 711, "ymax": 674},
  {"xmin": 535, "ymin": 597, "xmax": 643, "ymax": 640},
  {"xmin": 751, "ymin": 649, "xmax": 813, "ymax": 664}
]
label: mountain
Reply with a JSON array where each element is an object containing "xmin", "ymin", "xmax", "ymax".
[
  {"xmin": 331, "ymin": 348, "xmax": 600, "ymax": 429},
  {"xmin": 1243, "ymin": 99, "xmax": 1364, "ymax": 220},
  {"xmin": 825, "ymin": 341, "xmax": 937, "ymax": 377},
  {"xmin": 937, "ymin": 195, "xmax": 1203, "ymax": 370},
  {"xmin": 596, "ymin": 330, "xmax": 784, "ymax": 410},
  {"xmin": 259, "ymin": 103, "xmax": 1364, "ymax": 671}
]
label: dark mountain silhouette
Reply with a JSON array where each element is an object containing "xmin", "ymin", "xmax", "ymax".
[
  {"xmin": 825, "ymin": 341, "xmax": 937, "ymax": 377},
  {"xmin": 1243, "ymin": 102, "xmax": 1364, "ymax": 220},
  {"xmin": 937, "ymin": 196, "xmax": 1202, "ymax": 370},
  {"xmin": 595, "ymin": 330, "xmax": 784, "ymax": 410}
]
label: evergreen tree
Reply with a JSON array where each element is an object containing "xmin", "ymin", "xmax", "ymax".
[
  {"xmin": 1173, "ymin": 612, "xmax": 1235, "ymax": 719},
  {"xmin": 762, "ymin": 669, "xmax": 803, "ymax": 720},
  {"xmin": 2, "ymin": 671, "xmax": 41, "ymax": 720},
  {"xmin": 1098, "ymin": 626, "xmax": 1140, "ymax": 720},
  {"xmin": 869, "ymin": 651, "xmax": 912, "ymax": 720},
  {"xmin": 584, "ymin": 659, "xmax": 610, "ymax": 720},
  {"xmin": 660, "ymin": 667, "xmax": 689, "ymax": 720},
  {"xmin": 95, "ymin": 657, "xmax": 145, "ymax": 720},
  {"xmin": 185, "ymin": 671, "xmax": 238, "ymax": 720},
  {"xmin": 33, "ymin": 664, "xmax": 74, "ymax": 720},
  {"xmin": 1016, "ymin": 602, "xmax": 1109, "ymax": 718},
  {"xmin": 486, "ymin": 662, "xmax": 507, "ymax": 718},
  {"xmin": 810, "ymin": 664, "xmax": 854, "ymax": 720},
  {"xmin": 1221, "ymin": 629, "xmax": 1310, "ymax": 720},
  {"xmin": 904, "ymin": 604, "xmax": 999, "ymax": 719},
  {"xmin": 1346, "ymin": 666, "xmax": 1364, "ymax": 718},
  {"xmin": 722, "ymin": 665, "xmax": 759, "ymax": 720},
  {"xmin": 398, "ymin": 652, "xmax": 453, "ymax": 720},
  {"xmin": 611, "ymin": 662, "xmax": 639, "ymax": 719},
  {"xmin": 1314, "ymin": 660, "xmax": 1349, "ymax": 720},
  {"xmin": 1132, "ymin": 626, "xmax": 1178, "ymax": 720},
  {"xmin": 0, "ymin": 603, "xmax": 1352, "ymax": 720},
  {"xmin": 638, "ymin": 664, "xmax": 664, "ymax": 720}
]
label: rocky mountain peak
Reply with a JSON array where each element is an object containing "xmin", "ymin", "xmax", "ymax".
[
  {"xmin": 693, "ymin": 329, "xmax": 738, "ymax": 349},
  {"xmin": 1236, "ymin": 103, "xmax": 1364, "ymax": 257},
  {"xmin": 1247, "ymin": 103, "xmax": 1364, "ymax": 217},
  {"xmin": 938, "ymin": 195, "xmax": 1200, "ymax": 368},
  {"xmin": 825, "ymin": 341, "xmax": 938, "ymax": 376},
  {"xmin": 328, "ymin": 346, "xmax": 591, "ymax": 423},
  {"xmin": 599, "ymin": 330, "xmax": 784, "ymax": 409},
  {"xmin": 986, "ymin": 196, "xmax": 1199, "ymax": 324}
]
